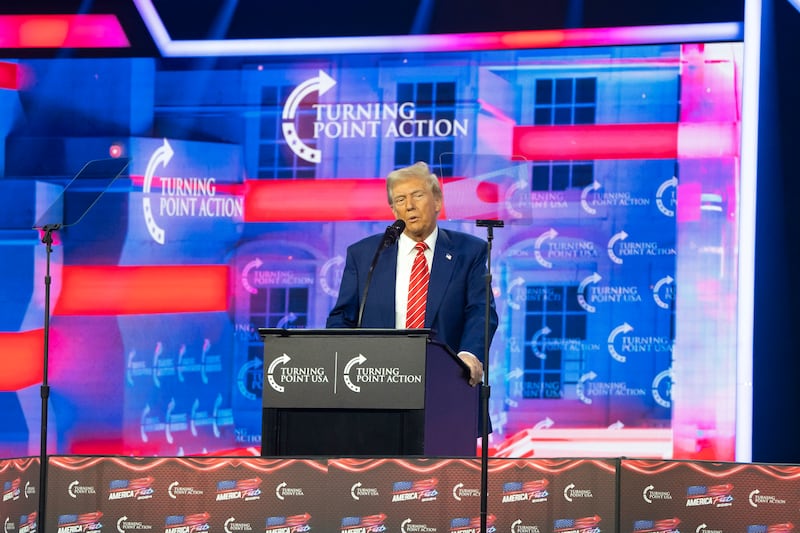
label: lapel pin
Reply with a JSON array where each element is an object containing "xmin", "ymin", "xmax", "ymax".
[{"xmin": 446, "ymin": 253, "xmax": 452, "ymax": 260}]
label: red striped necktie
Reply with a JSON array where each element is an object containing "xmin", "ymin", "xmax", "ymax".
[{"xmin": 406, "ymin": 242, "xmax": 430, "ymax": 329}]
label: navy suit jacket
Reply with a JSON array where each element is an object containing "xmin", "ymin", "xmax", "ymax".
[{"xmin": 326, "ymin": 227, "xmax": 498, "ymax": 359}]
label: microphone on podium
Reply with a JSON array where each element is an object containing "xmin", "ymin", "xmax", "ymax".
[{"xmin": 357, "ymin": 219, "xmax": 406, "ymax": 327}]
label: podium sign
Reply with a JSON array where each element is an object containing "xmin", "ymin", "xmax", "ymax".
[
  {"xmin": 261, "ymin": 330, "xmax": 427, "ymax": 410},
  {"xmin": 258, "ymin": 328, "xmax": 476, "ymax": 456}
]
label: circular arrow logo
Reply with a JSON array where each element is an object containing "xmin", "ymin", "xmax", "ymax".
[
  {"xmin": 142, "ymin": 138, "xmax": 173, "ymax": 244},
  {"xmin": 531, "ymin": 326, "xmax": 551, "ymax": 360},
  {"xmin": 656, "ymin": 176, "xmax": 678, "ymax": 217},
  {"xmin": 581, "ymin": 180, "xmax": 602, "ymax": 215},
  {"xmin": 607, "ymin": 322, "xmax": 633, "ymax": 363},
  {"xmin": 652, "ymin": 275, "xmax": 674, "ymax": 310},
  {"xmin": 652, "ymin": 369, "xmax": 673, "ymax": 408},
  {"xmin": 282, "ymin": 71, "xmax": 337, "ymax": 163},
  {"xmin": 534, "ymin": 228, "xmax": 558, "ymax": 268},
  {"xmin": 343, "ymin": 354, "xmax": 367, "ymax": 392},
  {"xmin": 237, "ymin": 359, "xmax": 262, "ymax": 401},
  {"xmin": 452, "ymin": 483, "xmax": 463, "ymax": 501},
  {"xmin": 576, "ymin": 371, "xmax": 597, "ymax": 405},
  {"xmin": 241, "ymin": 258, "xmax": 263, "ymax": 295},
  {"xmin": 577, "ymin": 272, "xmax": 602, "ymax": 313},
  {"xmin": 607, "ymin": 230, "xmax": 628, "ymax": 265},
  {"xmin": 319, "ymin": 256, "xmax": 345, "ymax": 297},
  {"xmin": 267, "ymin": 354, "xmax": 291, "ymax": 392}
]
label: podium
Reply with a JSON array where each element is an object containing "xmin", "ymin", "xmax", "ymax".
[{"xmin": 259, "ymin": 328, "xmax": 478, "ymax": 457}]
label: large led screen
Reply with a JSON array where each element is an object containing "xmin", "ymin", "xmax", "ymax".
[{"xmin": 0, "ymin": 24, "xmax": 744, "ymax": 461}]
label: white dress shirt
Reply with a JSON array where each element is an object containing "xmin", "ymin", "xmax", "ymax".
[{"xmin": 394, "ymin": 227, "xmax": 437, "ymax": 329}]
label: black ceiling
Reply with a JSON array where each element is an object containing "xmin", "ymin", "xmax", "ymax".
[{"xmin": 0, "ymin": 0, "xmax": 746, "ymax": 56}]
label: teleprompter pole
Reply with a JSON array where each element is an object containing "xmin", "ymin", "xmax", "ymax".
[{"xmin": 475, "ymin": 218, "xmax": 503, "ymax": 533}]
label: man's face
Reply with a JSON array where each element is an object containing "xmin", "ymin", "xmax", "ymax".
[{"xmin": 390, "ymin": 176, "xmax": 442, "ymax": 241}]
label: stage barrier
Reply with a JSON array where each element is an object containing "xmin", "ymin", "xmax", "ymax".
[{"xmin": 1, "ymin": 456, "xmax": 798, "ymax": 532}]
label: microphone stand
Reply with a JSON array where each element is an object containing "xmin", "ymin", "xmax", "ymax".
[
  {"xmin": 475, "ymin": 218, "xmax": 503, "ymax": 533},
  {"xmin": 38, "ymin": 223, "xmax": 60, "ymax": 533},
  {"xmin": 356, "ymin": 249, "xmax": 381, "ymax": 328},
  {"xmin": 356, "ymin": 220, "xmax": 404, "ymax": 327}
]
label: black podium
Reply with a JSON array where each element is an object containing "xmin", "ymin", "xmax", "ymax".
[{"xmin": 258, "ymin": 328, "xmax": 478, "ymax": 457}]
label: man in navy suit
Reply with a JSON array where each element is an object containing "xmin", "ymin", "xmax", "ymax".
[{"xmin": 326, "ymin": 161, "xmax": 498, "ymax": 387}]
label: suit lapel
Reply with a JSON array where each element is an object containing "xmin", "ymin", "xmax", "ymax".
[
  {"xmin": 426, "ymin": 228, "xmax": 455, "ymax": 326},
  {"xmin": 369, "ymin": 243, "xmax": 398, "ymax": 326}
]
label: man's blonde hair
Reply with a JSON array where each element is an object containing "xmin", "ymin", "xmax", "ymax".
[{"xmin": 386, "ymin": 161, "xmax": 443, "ymax": 205}]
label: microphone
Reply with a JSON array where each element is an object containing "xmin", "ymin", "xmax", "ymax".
[
  {"xmin": 380, "ymin": 219, "xmax": 406, "ymax": 248},
  {"xmin": 357, "ymin": 220, "xmax": 406, "ymax": 327}
]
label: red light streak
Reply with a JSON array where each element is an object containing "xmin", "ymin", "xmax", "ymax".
[
  {"xmin": 53, "ymin": 265, "xmax": 229, "ymax": 316},
  {"xmin": 0, "ymin": 15, "xmax": 129, "ymax": 48},
  {"xmin": 0, "ymin": 329, "xmax": 44, "ymax": 391}
]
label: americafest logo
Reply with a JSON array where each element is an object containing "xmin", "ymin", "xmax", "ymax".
[
  {"xmin": 685, "ymin": 484, "xmax": 734, "ymax": 508},
  {"xmin": 281, "ymin": 70, "xmax": 469, "ymax": 164},
  {"xmin": 215, "ymin": 478, "xmax": 262, "ymax": 502},
  {"xmin": 391, "ymin": 479, "xmax": 438, "ymax": 503},
  {"xmin": 2, "ymin": 478, "xmax": 20, "ymax": 502},
  {"xmin": 107, "ymin": 477, "xmax": 155, "ymax": 501}
]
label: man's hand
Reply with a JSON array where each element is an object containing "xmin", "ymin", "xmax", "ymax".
[{"xmin": 457, "ymin": 351, "xmax": 484, "ymax": 387}]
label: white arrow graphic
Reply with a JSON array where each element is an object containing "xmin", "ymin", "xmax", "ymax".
[
  {"xmin": 534, "ymin": 416, "xmax": 554, "ymax": 429},
  {"xmin": 506, "ymin": 367, "xmax": 524, "ymax": 380},
  {"xmin": 652, "ymin": 275, "xmax": 674, "ymax": 309},
  {"xmin": 607, "ymin": 230, "xmax": 628, "ymax": 265},
  {"xmin": 201, "ymin": 338, "xmax": 211, "ymax": 384},
  {"xmin": 140, "ymin": 404, "xmax": 151, "ymax": 442},
  {"xmin": 282, "ymin": 70, "xmax": 337, "ymax": 163},
  {"xmin": 276, "ymin": 312, "xmax": 298, "ymax": 328},
  {"xmin": 212, "ymin": 393, "xmax": 223, "ymax": 438},
  {"xmin": 504, "ymin": 179, "xmax": 529, "ymax": 219},
  {"xmin": 652, "ymin": 368, "xmax": 673, "ymax": 408},
  {"xmin": 534, "ymin": 228, "xmax": 558, "ymax": 268},
  {"xmin": 531, "ymin": 326, "xmax": 552, "ymax": 359},
  {"xmin": 351, "ymin": 482, "xmax": 362, "ymax": 500},
  {"xmin": 241, "ymin": 258, "xmax": 263, "ymax": 294},
  {"xmin": 165, "ymin": 397, "xmax": 176, "ymax": 444},
  {"xmin": 576, "ymin": 371, "xmax": 597, "ymax": 404},
  {"xmin": 190, "ymin": 398, "xmax": 199, "ymax": 436},
  {"xmin": 343, "ymin": 354, "xmax": 367, "ymax": 392},
  {"xmin": 577, "ymin": 272, "xmax": 602, "ymax": 312},
  {"xmin": 656, "ymin": 176, "xmax": 678, "ymax": 217},
  {"xmin": 580, "ymin": 180, "xmax": 602, "ymax": 215},
  {"xmin": 142, "ymin": 138, "xmax": 173, "ymax": 244},
  {"xmin": 267, "ymin": 353, "xmax": 291, "ymax": 392},
  {"xmin": 177, "ymin": 344, "xmax": 187, "ymax": 382},
  {"xmin": 607, "ymin": 322, "xmax": 633, "ymax": 362},
  {"xmin": 153, "ymin": 342, "xmax": 164, "ymax": 388},
  {"xmin": 126, "ymin": 349, "xmax": 137, "ymax": 386},
  {"xmin": 506, "ymin": 276, "xmax": 526, "ymax": 310}
]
